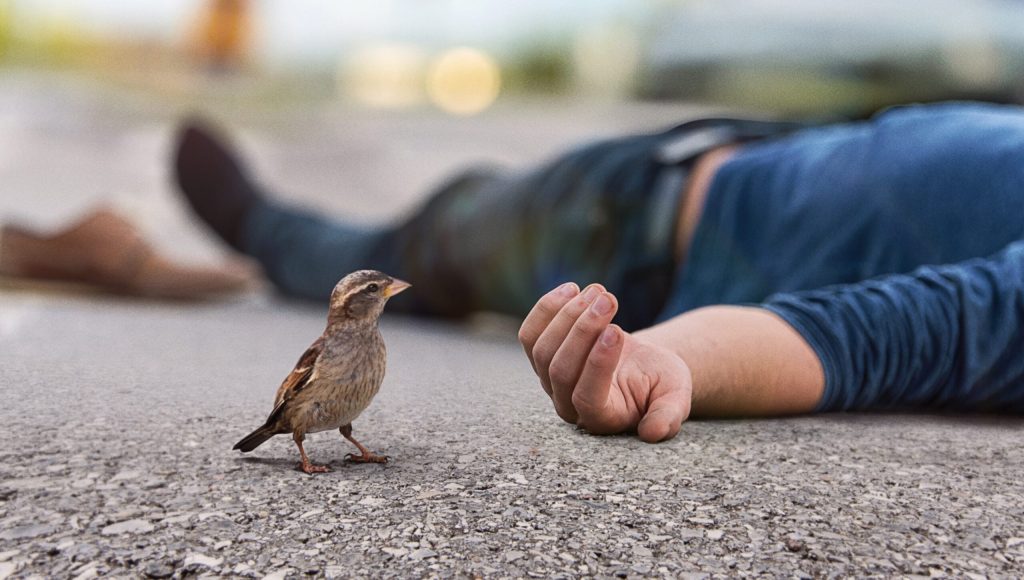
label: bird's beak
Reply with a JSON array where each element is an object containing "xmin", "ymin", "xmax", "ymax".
[{"xmin": 384, "ymin": 278, "xmax": 412, "ymax": 298}]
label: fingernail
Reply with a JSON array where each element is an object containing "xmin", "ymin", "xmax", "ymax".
[
  {"xmin": 555, "ymin": 282, "xmax": 578, "ymax": 297},
  {"xmin": 600, "ymin": 325, "xmax": 619, "ymax": 347},
  {"xmin": 591, "ymin": 293, "xmax": 613, "ymax": 315},
  {"xmin": 580, "ymin": 285, "xmax": 600, "ymax": 304}
]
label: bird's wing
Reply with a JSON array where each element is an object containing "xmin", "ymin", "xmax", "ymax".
[{"xmin": 263, "ymin": 336, "xmax": 324, "ymax": 424}]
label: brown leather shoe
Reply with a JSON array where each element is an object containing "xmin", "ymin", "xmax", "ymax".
[{"xmin": 0, "ymin": 208, "xmax": 257, "ymax": 299}]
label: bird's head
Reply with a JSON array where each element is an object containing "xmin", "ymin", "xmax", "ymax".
[{"xmin": 327, "ymin": 270, "xmax": 411, "ymax": 325}]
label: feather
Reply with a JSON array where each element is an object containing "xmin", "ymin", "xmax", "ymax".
[
  {"xmin": 233, "ymin": 425, "xmax": 276, "ymax": 452},
  {"xmin": 272, "ymin": 336, "xmax": 324, "ymax": 409}
]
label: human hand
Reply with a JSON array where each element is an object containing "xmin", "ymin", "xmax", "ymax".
[{"xmin": 518, "ymin": 283, "xmax": 692, "ymax": 442}]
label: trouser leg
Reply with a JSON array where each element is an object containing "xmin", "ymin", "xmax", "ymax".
[
  {"xmin": 243, "ymin": 199, "xmax": 397, "ymax": 301},
  {"xmin": 242, "ymin": 117, "xmax": 803, "ymax": 327},
  {"xmin": 242, "ymin": 134, "xmax": 676, "ymax": 326}
]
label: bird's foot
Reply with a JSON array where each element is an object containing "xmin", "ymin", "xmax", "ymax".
[
  {"xmin": 345, "ymin": 451, "xmax": 389, "ymax": 464},
  {"xmin": 297, "ymin": 461, "xmax": 331, "ymax": 474}
]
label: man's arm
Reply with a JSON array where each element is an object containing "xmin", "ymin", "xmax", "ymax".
[
  {"xmin": 518, "ymin": 283, "xmax": 824, "ymax": 442},
  {"xmin": 636, "ymin": 305, "xmax": 824, "ymax": 417},
  {"xmin": 523, "ymin": 241, "xmax": 1024, "ymax": 440}
]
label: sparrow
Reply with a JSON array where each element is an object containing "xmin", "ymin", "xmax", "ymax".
[{"xmin": 233, "ymin": 270, "xmax": 410, "ymax": 474}]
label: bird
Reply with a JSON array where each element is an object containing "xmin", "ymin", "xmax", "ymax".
[{"xmin": 233, "ymin": 270, "xmax": 410, "ymax": 474}]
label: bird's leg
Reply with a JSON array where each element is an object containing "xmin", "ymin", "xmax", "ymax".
[
  {"xmin": 340, "ymin": 424, "xmax": 389, "ymax": 464},
  {"xmin": 293, "ymin": 431, "xmax": 330, "ymax": 474}
]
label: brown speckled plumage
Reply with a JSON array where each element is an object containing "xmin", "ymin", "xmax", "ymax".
[{"xmin": 233, "ymin": 270, "xmax": 410, "ymax": 474}]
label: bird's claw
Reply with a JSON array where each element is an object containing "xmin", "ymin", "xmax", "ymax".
[
  {"xmin": 345, "ymin": 452, "xmax": 389, "ymax": 464},
  {"xmin": 298, "ymin": 461, "xmax": 331, "ymax": 474}
]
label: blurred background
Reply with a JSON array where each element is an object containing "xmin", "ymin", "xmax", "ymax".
[
  {"xmin": 3, "ymin": 0, "xmax": 1024, "ymax": 260},
  {"xmin": 3, "ymin": 0, "xmax": 1024, "ymax": 116}
]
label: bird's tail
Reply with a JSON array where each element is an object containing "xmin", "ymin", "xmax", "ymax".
[{"xmin": 233, "ymin": 425, "xmax": 277, "ymax": 452}]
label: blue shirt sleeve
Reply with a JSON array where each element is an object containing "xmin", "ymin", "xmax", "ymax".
[{"xmin": 761, "ymin": 241, "xmax": 1024, "ymax": 413}]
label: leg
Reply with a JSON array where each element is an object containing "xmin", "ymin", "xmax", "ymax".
[
  {"xmin": 339, "ymin": 424, "xmax": 388, "ymax": 464},
  {"xmin": 174, "ymin": 120, "xmax": 714, "ymax": 329},
  {"xmin": 240, "ymin": 136, "xmax": 675, "ymax": 327},
  {"xmin": 0, "ymin": 208, "xmax": 253, "ymax": 299},
  {"xmin": 293, "ymin": 431, "xmax": 330, "ymax": 474}
]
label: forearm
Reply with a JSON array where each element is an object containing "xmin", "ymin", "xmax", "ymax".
[
  {"xmin": 635, "ymin": 305, "xmax": 825, "ymax": 417},
  {"xmin": 643, "ymin": 241, "xmax": 1024, "ymax": 418},
  {"xmin": 762, "ymin": 244, "xmax": 1024, "ymax": 413}
]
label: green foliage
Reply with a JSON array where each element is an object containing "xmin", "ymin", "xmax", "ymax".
[
  {"xmin": 0, "ymin": 2, "xmax": 10, "ymax": 59},
  {"xmin": 502, "ymin": 40, "xmax": 573, "ymax": 95}
]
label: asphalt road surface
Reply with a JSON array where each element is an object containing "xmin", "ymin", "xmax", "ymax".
[{"xmin": 1, "ymin": 72, "xmax": 1022, "ymax": 578}]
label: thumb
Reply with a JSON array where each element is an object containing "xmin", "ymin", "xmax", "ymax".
[{"xmin": 636, "ymin": 372, "xmax": 691, "ymax": 443}]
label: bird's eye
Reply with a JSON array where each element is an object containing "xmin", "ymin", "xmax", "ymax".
[{"xmin": 365, "ymin": 283, "xmax": 379, "ymax": 293}]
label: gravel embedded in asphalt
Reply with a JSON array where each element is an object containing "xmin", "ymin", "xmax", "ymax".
[
  {"xmin": 1, "ymin": 74, "xmax": 1022, "ymax": 578},
  {"xmin": 1, "ymin": 293, "xmax": 1022, "ymax": 578}
]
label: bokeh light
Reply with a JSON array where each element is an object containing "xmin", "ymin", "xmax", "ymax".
[
  {"xmin": 426, "ymin": 47, "xmax": 502, "ymax": 116},
  {"xmin": 341, "ymin": 43, "xmax": 427, "ymax": 109},
  {"xmin": 573, "ymin": 22, "xmax": 641, "ymax": 98}
]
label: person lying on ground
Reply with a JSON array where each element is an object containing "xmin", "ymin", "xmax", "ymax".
[{"xmin": 169, "ymin": 101, "xmax": 1024, "ymax": 439}]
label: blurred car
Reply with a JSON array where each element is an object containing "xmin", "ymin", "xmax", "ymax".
[{"xmin": 640, "ymin": 0, "xmax": 1024, "ymax": 117}]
